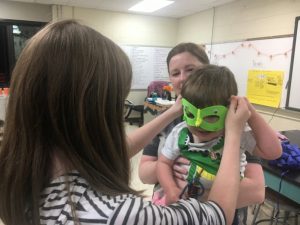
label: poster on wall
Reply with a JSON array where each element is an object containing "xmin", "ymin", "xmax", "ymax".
[{"xmin": 246, "ymin": 70, "xmax": 284, "ymax": 108}]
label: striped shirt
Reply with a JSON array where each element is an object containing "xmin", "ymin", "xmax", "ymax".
[{"xmin": 39, "ymin": 172, "xmax": 225, "ymax": 225}]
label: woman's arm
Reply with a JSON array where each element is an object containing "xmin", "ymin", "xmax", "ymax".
[
  {"xmin": 208, "ymin": 96, "xmax": 251, "ymax": 224},
  {"xmin": 127, "ymin": 96, "xmax": 182, "ymax": 158},
  {"xmin": 244, "ymin": 97, "xmax": 282, "ymax": 159}
]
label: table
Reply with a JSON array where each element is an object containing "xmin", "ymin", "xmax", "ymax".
[
  {"xmin": 262, "ymin": 130, "xmax": 300, "ymax": 205},
  {"xmin": 144, "ymin": 101, "xmax": 170, "ymax": 115}
]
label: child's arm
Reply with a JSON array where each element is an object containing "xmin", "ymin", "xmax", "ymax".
[
  {"xmin": 236, "ymin": 162, "xmax": 265, "ymax": 208},
  {"xmin": 244, "ymin": 97, "xmax": 282, "ymax": 160},
  {"xmin": 157, "ymin": 155, "xmax": 182, "ymax": 205}
]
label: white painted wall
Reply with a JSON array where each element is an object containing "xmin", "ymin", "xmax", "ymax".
[
  {"xmin": 0, "ymin": 1, "xmax": 51, "ymax": 22},
  {"xmin": 177, "ymin": 0, "xmax": 300, "ymax": 44}
]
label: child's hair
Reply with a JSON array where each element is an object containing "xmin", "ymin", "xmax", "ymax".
[
  {"xmin": 0, "ymin": 19, "xmax": 134, "ymax": 225},
  {"xmin": 166, "ymin": 43, "xmax": 210, "ymax": 72},
  {"xmin": 181, "ymin": 65, "xmax": 238, "ymax": 108}
]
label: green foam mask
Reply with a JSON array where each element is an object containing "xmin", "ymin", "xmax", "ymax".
[{"xmin": 182, "ymin": 98, "xmax": 228, "ymax": 132}]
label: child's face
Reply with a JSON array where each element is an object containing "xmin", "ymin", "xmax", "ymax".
[{"xmin": 188, "ymin": 115, "xmax": 225, "ymax": 142}]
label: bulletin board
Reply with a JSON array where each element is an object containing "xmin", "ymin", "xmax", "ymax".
[
  {"xmin": 206, "ymin": 36, "xmax": 293, "ymax": 109},
  {"xmin": 286, "ymin": 16, "xmax": 300, "ymax": 111},
  {"xmin": 121, "ymin": 45, "xmax": 171, "ymax": 89}
]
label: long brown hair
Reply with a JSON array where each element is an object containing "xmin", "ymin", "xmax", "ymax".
[{"xmin": 0, "ymin": 20, "xmax": 134, "ymax": 225}]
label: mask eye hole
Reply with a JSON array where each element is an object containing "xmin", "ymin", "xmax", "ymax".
[
  {"xmin": 203, "ymin": 115, "xmax": 219, "ymax": 123},
  {"xmin": 184, "ymin": 107, "xmax": 195, "ymax": 119}
]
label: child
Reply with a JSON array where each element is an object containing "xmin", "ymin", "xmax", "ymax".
[{"xmin": 156, "ymin": 65, "xmax": 263, "ymax": 205}]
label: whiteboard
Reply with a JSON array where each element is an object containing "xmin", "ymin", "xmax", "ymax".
[
  {"xmin": 286, "ymin": 16, "xmax": 300, "ymax": 111},
  {"xmin": 121, "ymin": 45, "xmax": 171, "ymax": 89},
  {"xmin": 206, "ymin": 37, "xmax": 293, "ymax": 108}
]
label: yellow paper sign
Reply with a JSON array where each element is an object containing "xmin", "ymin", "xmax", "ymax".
[{"xmin": 246, "ymin": 70, "xmax": 284, "ymax": 107}]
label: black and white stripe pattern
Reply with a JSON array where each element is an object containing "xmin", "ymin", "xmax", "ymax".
[{"xmin": 39, "ymin": 172, "xmax": 225, "ymax": 225}]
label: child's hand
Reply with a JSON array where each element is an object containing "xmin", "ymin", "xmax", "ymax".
[
  {"xmin": 242, "ymin": 96, "xmax": 257, "ymax": 120},
  {"xmin": 165, "ymin": 187, "xmax": 181, "ymax": 205},
  {"xmin": 225, "ymin": 96, "xmax": 251, "ymax": 134},
  {"xmin": 242, "ymin": 97, "xmax": 255, "ymax": 111}
]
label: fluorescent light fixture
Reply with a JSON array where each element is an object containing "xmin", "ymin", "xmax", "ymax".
[{"xmin": 129, "ymin": 0, "xmax": 174, "ymax": 13}]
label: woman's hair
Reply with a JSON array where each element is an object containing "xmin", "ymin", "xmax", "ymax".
[
  {"xmin": 181, "ymin": 65, "xmax": 238, "ymax": 108},
  {"xmin": 166, "ymin": 42, "xmax": 210, "ymax": 71},
  {"xmin": 0, "ymin": 120, "xmax": 3, "ymax": 147},
  {"xmin": 0, "ymin": 20, "xmax": 133, "ymax": 225}
]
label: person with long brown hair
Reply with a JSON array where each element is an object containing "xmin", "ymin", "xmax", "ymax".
[{"xmin": 0, "ymin": 19, "xmax": 250, "ymax": 225}]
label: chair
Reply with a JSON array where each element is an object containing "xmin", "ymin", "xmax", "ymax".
[
  {"xmin": 251, "ymin": 187, "xmax": 299, "ymax": 225},
  {"xmin": 124, "ymin": 100, "xmax": 144, "ymax": 127},
  {"xmin": 145, "ymin": 80, "xmax": 170, "ymax": 115}
]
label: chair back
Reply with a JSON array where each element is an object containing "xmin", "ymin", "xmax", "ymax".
[{"xmin": 147, "ymin": 80, "xmax": 169, "ymax": 97}]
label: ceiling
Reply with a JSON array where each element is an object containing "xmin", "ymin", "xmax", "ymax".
[{"xmin": 6, "ymin": 0, "xmax": 238, "ymax": 18}]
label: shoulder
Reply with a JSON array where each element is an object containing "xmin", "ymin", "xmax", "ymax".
[
  {"xmin": 164, "ymin": 121, "xmax": 187, "ymax": 146},
  {"xmin": 163, "ymin": 116, "xmax": 183, "ymax": 135},
  {"xmin": 143, "ymin": 116, "xmax": 182, "ymax": 157},
  {"xmin": 169, "ymin": 121, "xmax": 188, "ymax": 135},
  {"xmin": 39, "ymin": 172, "xmax": 138, "ymax": 224}
]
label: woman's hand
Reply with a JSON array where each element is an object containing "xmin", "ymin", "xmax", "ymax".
[
  {"xmin": 168, "ymin": 95, "xmax": 183, "ymax": 118},
  {"xmin": 172, "ymin": 156, "xmax": 189, "ymax": 179},
  {"xmin": 173, "ymin": 156, "xmax": 189, "ymax": 190},
  {"xmin": 225, "ymin": 96, "xmax": 251, "ymax": 135}
]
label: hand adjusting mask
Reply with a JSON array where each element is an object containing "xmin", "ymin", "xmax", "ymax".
[{"xmin": 182, "ymin": 98, "xmax": 228, "ymax": 132}]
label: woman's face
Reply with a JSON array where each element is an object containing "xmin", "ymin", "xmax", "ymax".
[{"xmin": 168, "ymin": 52, "xmax": 204, "ymax": 96}]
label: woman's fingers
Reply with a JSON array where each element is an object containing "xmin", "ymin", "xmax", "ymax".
[{"xmin": 175, "ymin": 156, "xmax": 190, "ymax": 165}]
